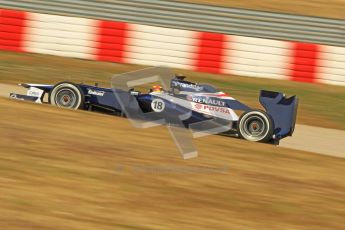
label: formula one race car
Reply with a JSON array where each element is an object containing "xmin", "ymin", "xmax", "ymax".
[{"xmin": 9, "ymin": 74, "xmax": 298, "ymax": 144}]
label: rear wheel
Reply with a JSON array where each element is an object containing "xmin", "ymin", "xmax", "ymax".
[
  {"xmin": 238, "ymin": 110, "xmax": 274, "ymax": 142},
  {"xmin": 49, "ymin": 82, "xmax": 84, "ymax": 110}
]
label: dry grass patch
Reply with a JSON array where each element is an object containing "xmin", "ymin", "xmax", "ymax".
[{"xmin": 0, "ymin": 98, "xmax": 344, "ymax": 229}]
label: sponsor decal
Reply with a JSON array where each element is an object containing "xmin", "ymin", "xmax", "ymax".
[
  {"xmin": 88, "ymin": 89, "xmax": 105, "ymax": 96},
  {"xmin": 172, "ymin": 81, "xmax": 203, "ymax": 91},
  {"xmin": 194, "ymin": 104, "xmax": 230, "ymax": 114},
  {"xmin": 28, "ymin": 91, "xmax": 40, "ymax": 97},
  {"xmin": 191, "ymin": 96, "xmax": 225, "ymax": 106},
  {"xmin": 195, "ymin": 103, "xmax": 203, "ymax": 109},
  {"xmin": 27, "ymin": 87, "xmax": 44, "ymax": 98},
  {"xmin": 9, "ymin": 93, "xmax": 18, "ymax": 99}
]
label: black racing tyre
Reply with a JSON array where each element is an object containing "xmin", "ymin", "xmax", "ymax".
[
  {"xmin": 238, "ymin": 110, "xmax": 274, "ymax": 143},
  {"xmin": 49, "ymin": 82, "xmax": 84, "ymax": 110}
]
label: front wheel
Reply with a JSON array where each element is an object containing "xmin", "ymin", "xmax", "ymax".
[
  {"xmin": 238, "ymin": 110, "xmax": 274, "ymax": 142},
  {"xmin": 49, "ymin": 82, "xmax": 84, "ymax": 110}
]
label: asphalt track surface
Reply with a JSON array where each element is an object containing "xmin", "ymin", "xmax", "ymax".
[{"xmin": 1, "ymin": 83, "xmax": 344, "ymax": 158}]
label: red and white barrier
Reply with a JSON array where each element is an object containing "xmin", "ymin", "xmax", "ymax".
[
  {"xmin": 1, "ymin": 8, "xmax": 344, "ymax": 86},
  {"xmin": 0, "ymin": 9, "xmax": 27, "ymax": 52}
]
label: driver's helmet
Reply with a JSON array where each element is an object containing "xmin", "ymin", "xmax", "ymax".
[{"xmin": 152, "ymin": 85, "xmax": 163, "ymax": 93}]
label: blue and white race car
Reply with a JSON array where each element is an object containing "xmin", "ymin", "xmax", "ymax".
[{"xmin": 10, "ymin": 74, "xmax": 298, "ymax": 144}]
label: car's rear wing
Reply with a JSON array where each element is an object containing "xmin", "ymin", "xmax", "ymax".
[{"xmin": 259, "ymin": 90, "xmax": 298, "ymax": 141}]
